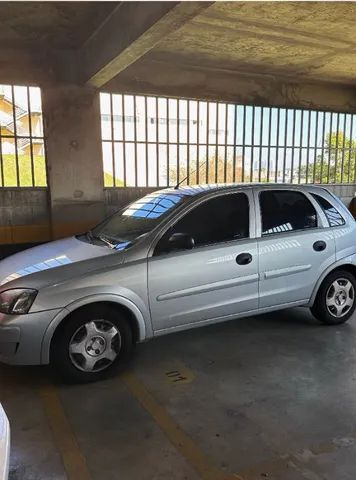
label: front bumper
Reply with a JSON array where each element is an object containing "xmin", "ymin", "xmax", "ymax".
[
  {"xmin": 0, "ymin": 308, "xmax": 62, "ymax": 365},
  {"xmin": 0, "ymin": 404, "xmax": 10, "ymax": 480}
]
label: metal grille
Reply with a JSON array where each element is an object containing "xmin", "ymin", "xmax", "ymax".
[
  {"xmin": 0, "ymin": 84, "xmax": 47, "ymax": 187},
  {"xmin": 100, "ymin": 93, "xmax": 356, "ymax": 188}
]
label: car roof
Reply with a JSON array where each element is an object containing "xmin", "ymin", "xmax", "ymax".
[{"xmin": 158, "ymin": 182, "xmax": 325, "ymax": 199}]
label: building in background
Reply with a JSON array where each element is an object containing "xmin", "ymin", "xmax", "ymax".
[
  {"xmin": 0, "ymin": 85, "xmax": 46, "ymax": 187},
  {"xmin": 100, "ymin": 93, "xmax": 356, "ymax": 188},
  {"xmin": 100, "ymin": 94, "xmax": 244, "ymax": 187}
]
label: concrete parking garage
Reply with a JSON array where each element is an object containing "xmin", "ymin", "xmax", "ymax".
[{"xmin": 1, "ymin": 2, "xmax": 356, "ymax": 479}]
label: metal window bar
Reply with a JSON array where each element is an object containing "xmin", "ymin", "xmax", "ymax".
[
  {"xmin": 109, "ymin": 93, "xmax": 116, "ymax": 187},
  {"xmin": 327, "ymin": 113, "xmax": 333, "ymax": 184},
  {"xmin": 250, "ymin": 105, "xmax": 255, "ymax": 182},
  {"xmin": 341, "ymin": 114, "xmax": 347, "ymax": 183},
  {"xmin": 290, "ymin": 109, "xmax": 296, "ymax": 183},
  {"xmin": 196, "ymin": 100, "xmax": 200, "ymax": 184},
  {"xmin": 275, "ymin": 108, "xmax": 280, "ymax": 183},
  {"xmin": 205, "ymin": 101, "xmax": 209, "ymax": 184},
  {"xmin": 133, "ymin": 95, "xmax": 138, "ymax": 187},
  {"xmin": 242, "ymin": 105, "xmax": 246, "ymax": 183},
  {"xmin": 100, "ymin": 92, "xmax": 356, "ymax": 188},
  {"xmin": 187, "ymin": 100, "xmax": 190, "ymax": 185},
  {"xmin": 259, "ymin": 108, "xmax": 264, "ymax": 183},
  {"xmin": 177, "ymin": 99, "xmax": 180, "ymax": 184},
  {"xmin": 167, "ymin": 98, "xmax": 170, "ymax": 186},
  {"xmin": 121, "ymin": 94, "xmax": 126, "ymax": 187},
  {"xmin": 232, "ymin": 104, "xmax": 238, "ymax": 183},
  {"xmin": 10, "ymin": 86, "xmax": 20, "ymax": 186},
  {"xmin": 282, "ymin": 109, "xmax": 288, "ymax": 184},
  {"xmin": 224, "ymin": 104, "xmax": 228, "ymax": 183},
  {"xmin": 313, "ymin": 111, "xmax": 319, "ymax": 184},
  {"xmin": 215, "ymin": 103, "xmax": 219, "ymax": 183},
  {"xmin": 155, "ymin": 96, "xmax": 159, "ymax": 187},
  {"xmin": 0, "ymin": 84, "xmax": 46, "ymax": 188},
  {"xmin": 298, "ymin": 109, "xmax": 304, "ymax": 184},
  {"xmin": 26, "ymin": 86, "xmax": 35, "ymax": 186},
  {"xmin": 334, "ymin": 113, "xmax": 340, "ymax": 183},
  {"xmin": 145, "ymin": 96, "xmax": 149, "ymax": 187},
  {"xmin": 349, "ymin": 115, "xmax": 354, "ymax": 183},
  {"xmin": 320, "ymin": 111, "xmax": 326, "ymax": 184},
  {"xmin": 306, "ymin": 110, "xmax": 311, "ymax": 184},
  {"xmin": 267, "ymin": 108, "xmax": 272, "ymax": 183}
]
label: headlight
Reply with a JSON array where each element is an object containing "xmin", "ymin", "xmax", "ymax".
[{"xmin": 0, "ymin": 288, "xmax": 37, "ymax": 315}]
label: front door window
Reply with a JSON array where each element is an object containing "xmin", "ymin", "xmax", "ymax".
[{"xmin": 155, "ymin": 192, "xmax": 249, "ymax": 255}]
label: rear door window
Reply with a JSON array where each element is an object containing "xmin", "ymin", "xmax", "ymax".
[{"xmin": 260, "ymin": 190, "xmax": 317, "ymax": 235}]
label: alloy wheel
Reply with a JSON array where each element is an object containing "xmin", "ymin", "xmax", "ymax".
[
  {"xmin": 69, "ymin": 320, "xmax": 121, "ymax": 372},
  {"xmin": 326, "ymin": 278, "xmax": 355, "ymax": 318}
]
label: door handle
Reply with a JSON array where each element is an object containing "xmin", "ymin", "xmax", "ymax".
[
  {"xmin": 313, "ymin": 240, "xmax": 326, "ymax": 252},
  {"xmin": 236, "ymin": 252, "xmax": 252, "ymax": 265}
]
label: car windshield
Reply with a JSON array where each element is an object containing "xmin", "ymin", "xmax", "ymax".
[{"xmin": 90, "ymin": 190, "xmax": 189, "ymax": 250}]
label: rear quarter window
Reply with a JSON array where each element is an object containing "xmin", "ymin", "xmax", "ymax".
[{"xmin": 311, "ymin": 193, "xmax": 345, "ymax": 227}]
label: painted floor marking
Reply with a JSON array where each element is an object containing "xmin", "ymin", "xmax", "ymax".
[
  {"xmin": 122, "ymin": 372, "xmax": 243, "ymax": 480},
  {"xmin": 39, "ymin": 385, "xmax": 92, "ymax": 480},
  {"xmin": 164, "ymin": 362, "xmax": 196, "ymax": 385}
]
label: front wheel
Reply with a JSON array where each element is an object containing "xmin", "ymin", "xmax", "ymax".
[
  {"xmin": 311, "ymin": 270, "xmax": 356, "ymax": 325},
  {"xmin": 51, "ymin": 305, "xmax": 133, "ymax": 383}
]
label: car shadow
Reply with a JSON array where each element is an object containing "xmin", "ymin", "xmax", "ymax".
[{"xmin": 1, "ymin": 306, "xmax": 354, "ymax": 389}]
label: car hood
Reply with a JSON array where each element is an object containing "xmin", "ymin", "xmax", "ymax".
[{"xmin": 0, "ymin": 236, "xmax": 116, "ymax": 288}]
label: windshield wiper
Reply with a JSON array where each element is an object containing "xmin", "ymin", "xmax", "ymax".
[
  {"xmin": 87, "ymin": 229, "xmax": 134, "ymax": 250},
  {"xmin": 87, "ymin": 230, "xmax": 116, "ymax": 249},
  {"xmin": 86, "ymin": 230, "xmax": 94, "ymax": 243},
  {"xmin": 97, "ymin": 234, "xmax": 117, "ymax": 249}
]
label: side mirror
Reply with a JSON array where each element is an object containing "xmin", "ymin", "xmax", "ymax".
[{"xmin": 168, "ymin": 232, "xmax": 195, "ymax": 252}]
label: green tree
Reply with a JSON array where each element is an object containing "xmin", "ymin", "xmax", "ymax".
[
  {"xmin": 169, "ymin": 155, "xmax": 243, "ymax": 186},
  {"xmin": 299, "ymin": 132, "xmax": 356, "ymax": 183},
  {"xmin": 0, "ymin": 154, "xmax": 47, "ymax": 187},
  {"xmin": 103, "ymin": 172, "xmax": 124, "ymax": 187}
]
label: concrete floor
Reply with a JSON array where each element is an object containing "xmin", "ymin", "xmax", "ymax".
[{"xmin": 1, "ymin": 307, "xmax": 356, "ymax": 480}]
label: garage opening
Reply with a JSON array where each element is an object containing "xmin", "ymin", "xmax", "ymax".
[
  {"xmin": 0, "ymin": 84, "xmax": 46, "ymax": 188},
  {"xmin": 100, "ymin": 92, "xmax": 356, "ymax": 188}
]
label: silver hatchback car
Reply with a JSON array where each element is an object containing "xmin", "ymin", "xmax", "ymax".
[{"xmin": 0, "ymin": 184, "xmax": 355, "ymax": 382}]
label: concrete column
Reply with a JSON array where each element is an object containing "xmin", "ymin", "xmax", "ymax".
[{"xmin": 42, "ymin": 84, "xmax": 105, "ymax": 239}]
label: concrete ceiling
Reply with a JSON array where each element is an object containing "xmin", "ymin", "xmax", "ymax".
[
  {"xmin": 151, "ymin": 1, "xmax": 356, "ymax": 85},
  {"xmin": 1, "ymin": 1, "xmax": 356, "ymax": 112},
  {"xmin": 115, "ymin": 1, "xmax": 356, "ymax": 87},
  {"xmin": 0, "ymin": 1, "xmax": 118, "ymax": 49},
  {"xmin": 2, "ymin": 1, "xmax": 355, "ymax": 85}
]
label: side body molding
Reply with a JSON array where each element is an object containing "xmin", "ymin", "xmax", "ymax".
[
  {"xmin": 263, "ymin": 264, "xmax": 312, "ymax": 280},
  {"xmin": 41, "ymin": 294, "xmax": 149, "ymax": 364},
  {"xmin": 157, "ymin": 273, "xmax": 259, "ymax": 302}
]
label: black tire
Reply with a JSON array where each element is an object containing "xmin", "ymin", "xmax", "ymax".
[
  {"xmin": 51, "ymin": 305, "xmax": 133, "ymax": 383},
  {"xmin": 311, "ymin": 270, "xmax": 356, "ymax": 325}
]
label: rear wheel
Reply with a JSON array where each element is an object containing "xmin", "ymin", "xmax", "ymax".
[
  {"xmin": 311, "ymin": 270, "xmax": 356, "ymax": 325},
  {"xmin": 51, "ymin": 305, "xmax": 133, "ymax": 383}
]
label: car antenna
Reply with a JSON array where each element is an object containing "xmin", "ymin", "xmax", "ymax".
[{"xmin": 174, "ymin": 159, "xmax": 207, "ymax": 189}]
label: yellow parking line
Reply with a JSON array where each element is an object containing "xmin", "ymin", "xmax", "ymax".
[
  {"xmin": 39, "ymin": 385, "xmax": 92, "ymax": 480},
  {"xmin": 122, "ymin": 372, "xmax": 243, "ymax": 480}
]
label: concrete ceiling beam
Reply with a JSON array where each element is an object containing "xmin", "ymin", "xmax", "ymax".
[
  {"xmin": 105, "ymin": 56, "xmax": 356, "ymax": 114},
  {"xmin": 82, "ymin": 1, "xmax": 214, "ymax": 88}
]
